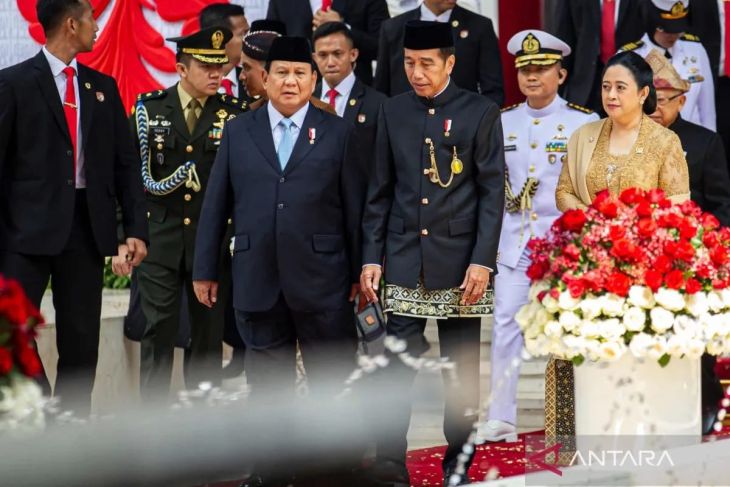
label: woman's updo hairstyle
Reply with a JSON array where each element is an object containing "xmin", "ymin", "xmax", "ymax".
[{"xmin": 603, "ymin": 51, "xmax": 657, "ymax": 115}]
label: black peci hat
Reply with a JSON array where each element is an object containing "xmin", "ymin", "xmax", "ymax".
[
  {"xmin": 266, "ymin": 36, "xmax": 313, "ymax": 64},
  {"xmin": 403, "ymin": 20, "xmax": 454, "ymax": 50},
  {"xmin": 167, "ymin": 26, "xmax": 232, "ymax": 64},
  {"xmin": 249, "ymin": 19, "xmax": 287, "ymax": 36}
]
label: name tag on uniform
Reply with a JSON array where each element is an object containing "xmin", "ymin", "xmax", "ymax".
[{"xmin": 504, "ymin": 144, "xmax": 517, "ymax": 152}]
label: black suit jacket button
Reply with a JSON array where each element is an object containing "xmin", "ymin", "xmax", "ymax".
[
  {"xmin": 66, "ymin": 150, "xmax": 73, "ymax": 157},
  {"xmin": 66, "ymin": 179, "xmax": 73, "ymax": 186},
  {"xmin": 277, "ymin": 203, "xmax": 285, "ymax": 210},
  {"xmin": 279, "ymin": 177, "xmax": 286, "ymax": 183}
]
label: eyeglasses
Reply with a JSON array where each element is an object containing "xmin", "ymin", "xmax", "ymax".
[{"xmin": 656, "ymin": 92, "xmax": 683, "ymax": 106}]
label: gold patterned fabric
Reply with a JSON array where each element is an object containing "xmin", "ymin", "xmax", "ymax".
[
  {"xmin": 384, "ymin": 281, "xmax": 494, "ymax": 319},
  {"xmin": 555, "ymin": 115, "xmax": 690, "ymax": 211},
  {"xmin": 544, "ymin": 357, "xmax": 576, "ymax": 465}
]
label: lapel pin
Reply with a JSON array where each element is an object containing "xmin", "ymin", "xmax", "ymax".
[
  {"xmin": 349, "ymin": 99, "xmax": 356, "ymax": 106},
  {"xmin": 636, "ymin": 147, "xmax": 644, "ymax": 154},
  {"xmin": 358, "ymin": 114, "xmax": 366, "ymax": 123},
  {"xmin": 443, "ymin": 118, "xmax": 452, "ymax": 137},
  {"xmin": 460, "ymin": 30, "xmax": 469, "ymax": 39},
  {"xmin": 309, "ymin": 128, "xmax": 316, "ymax": 145},
  {"xmin": 96, "ymin": 91, "xmax": 105, "ymax": 102},
  {"xmin": 84, "ymin": 82, "xmax": 91, "ymax": 89},
  {"xmin": 451, "ymin": 20, "xmax": 459, "ymax": 27}
]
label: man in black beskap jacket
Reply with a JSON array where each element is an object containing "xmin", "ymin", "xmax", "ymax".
[
  {"xmin": 0, "ymin": 0, "xmax": 148, "ymax": 414},
  {"xmin": 374, "ymin": 0, "xmax": 504, "ymax": 106},
  {"xmin": 647, "ymin": 49, "xmax": 730, "ymax": 435}
]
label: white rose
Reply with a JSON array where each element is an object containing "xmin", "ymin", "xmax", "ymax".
[
  {"xmin": 650, "ymin": 307, "xmax": 675, "ymax": 333},
  {"xmin": 524, "ymin": 337, "xmax": 541, "ymax": 356},
  {"xmin": 655, "ymin": 288, "xmax": 686, "ymax": 312},
  {"xmin": 562, "ymin": 334, "xmax": 586, "ymax": 354},
  {"xmin": 629, "ymin": 332, "xmax": 654, "ymax": 358},
  {"xmin": 534, "ymin": 308, "xmax": 551, "ymax": 328},
  {"xmin": 544, "ymin": 320, "xmax": 563, "ymax": 338},
  {"xmin": 598, "ymin": 341, "xmax": 624, "ymax": 362},
  {"xmin": 647, "ymin": 336, "xmax": 669, "ymax": 361},
  {"xmin": 528, "ymin": 281, "xmax": 550, "ymax": 302},
  {"xmin": 720, "ymin": 289, "xmax": 730, "ymax": 309},
  {"xmin": 628, "ymin": 285, "xmax": 656, "ymax": 309},
  {"xmin": 666, "ymin": 335, "xmax": 688, "ymax": 357},
  {"xmin": 547, "ymin": 338, "xmax": 565, "ymax": 356},
  {"xmin": 703, "ymin": 314, "xmax": 726, "ymax": 340},
  {"xmin": 623, "ymin": 306, "xmax": 647, "ymax": 332},
  {"xmin": 601, "ymin": 294, "xmax": 626, "ymax": 317},
  {"xmin": 579, "ymin": 320, "xmax": 601, "ymax": 338},
  {"xmin": 579, "ymin": 295, "xmax": 603, "ymax": 320},
  {"xmin": 515, "ymin": 302, "xmax": 537, "ymax": 329},
  {"xmin": 707, "ymin": 339, "xmax": 725, "ymax": 356},
  {"xmin": 708, "ymin": 291, "xmax": 725, "ymax": 313},
  {"xmin": 685, "ymin": 292, "xmax": 710, "ymax": 318},
  {"xmin": 542, "ymin": 294, "xmax": 560, "ymax": 314},
  {"xmin": 685, "ymin": 338, "xmax": 706, "ymax": 359},
  {"xmin": 599, "ymin": 318, "xmax": 626, "ymax": 340},
  {"xmin": 558, "ymin": 291, "xmax": 581, "ymax": 311},
  {"xmin": 558, "ymin": 311, "xmax": 581, "ymax": 333},
  {"xmin": 583, "ymin": 338, "xmax": 602, "ymax": 359},
  {"xmin": 673, "ymin": 315, "xmax": 701, "ymax": 338}
]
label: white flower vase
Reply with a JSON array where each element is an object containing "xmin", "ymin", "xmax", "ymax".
[{"xmin": 573, "ymin": 353, "xmax": 701, "ymax": 451}]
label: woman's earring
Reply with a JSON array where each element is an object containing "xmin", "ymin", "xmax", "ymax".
[{"xmin": 640, "ymin": 99, "xmax": 645, "ymax": 104}]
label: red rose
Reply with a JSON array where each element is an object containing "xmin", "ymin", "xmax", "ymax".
[
  {"xmin": 665, "ymin": 240, "xmax": 696, "ymax": 262},
  {"xmin": 596, "ymin": 199, "xmax": 618, "ymax": 218},
  {"xmin": 526, "ymin": 261, "xmax": 549, "ymax": 281},
  {"xmin": 658, "ymin": 212, "xmax": 683, "ymax": 229},
  {"xmin": 611, "ymin": 238, "xmax": 640, "ymax": 262},
  {"xmin": 636, "ymin": 201, "xmax": 653, "ymax": 218},
  {"xmin": 678, "ymin": 220, "xmax": 698, "ymax": 240},
  {"xmin": 605, "ymin": 271, "xmax": 631, "ymax": 296},
  {"xmin": 679, "ymin": 200, "xmax": 700, "ymax": 216},
  {"xmin": 527, "ymin": 237, "xmax": 544, "ymax": 252},
  {"xmin": 701, "ymin": 213, "xmax": 720, "ymax": 231},
  {"xmin": 609, "ymin": 225, "xmax": 626, "ymax": 240},
  {"xmin": 703, "ymin": 231, "xmax": 720, "ymax": 248},
  {"xmin": 637, "ymin": 218, "xmax": 657, "ymax": 238},
  {"xmin": 712, "ymin": 279, "xmax": 728, "ymax": 290},
  {"xmin": 647, "ymin": 188, "xmax": 667, "ymax": 204},
  {"xmin": 645, "ymin": 269, "xmax": 663, "ymax": 292},
  {"xmin": 710, "ymin": 246, "xmax": 730, "ymax": 266},
  {"xmin": 563, "ymin": 243, "xmax": 581, "ymax": 261},
  {"xmin": 581, "ymin": 270, "xmax": 603, "ymax": 292},
  {"xmin": 653, "ymin": 255, "xmax": 672, "ymax": 273},
  {"xmin": 567, "ymin": 279, "xmax": 586, "ymax": 298},
  {"xmin": 561, "ymin": 209, "xmax": 587, "ymax": 233},
  {"xmin": 537, "ymin": 290, "xmax": 548, "ymax": 302},
  {"xmin": 696, "ymin": 264, "xmax": 713, "ymax": 280},
  {"xmin": 619, "ymin": 187, "xmax": 646, "ymax": 205},
  {"xmin": 549, "ymin": 288, "xmax": 560, "ymax": 299},
  {"xmin": 720, "ymin": 227, "xmax": 730, "ymax": 242},
  {"xmin": 0, "ymin": 347, "xmax": 12, "ymax": 375},
  {"xmin": 16, "ymin": 346, "xmax": 41, "ymax": 377},
  {"xmin": 665, "ymin": 269, "xmax": 685, "ymax": 290},
  {"xmin": 685, "ymin": 278, "xmax": 702, "ymax": 294},
  {"xmin": 593, "ymin": 189, "xmax": 611, "ymax": 206}
]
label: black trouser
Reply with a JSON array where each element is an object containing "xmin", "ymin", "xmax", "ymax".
[
  {"xmin": 136, "ymin": 257, "xmax": 230, "ymax": 400},
  {"xmin": 716, "ymin": 76, "xmax": 730, "ymax": 173},
  {"xmin": 0, "ymin": 190, "xmax": 104, "ymax": 416},
  {"xmin": 375, "ymin": 314, "xmax": 481, "ymax": 472}
]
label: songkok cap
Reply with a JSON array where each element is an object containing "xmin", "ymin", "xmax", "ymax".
[
  {"xmin": 403, "ymin": 20, "xmax": 454, "ymax": 50},
  {"xmin": 266, "ymin": 36, "xmax": 314, "ymax": 65},
  {"xmin": 650, "ymin": 0, "xmax": 690, "ymax": 33},
  {"xmin": 243, "ymin": 20, "xmax": 286, "ymax": 61},
  {"xmin": 507, "ymin": 30, "xmax": 571, "ymax": 68},
  {"xmin": 167, "ymin": 26, "xmax": 232, "ymax": 64},
  {"xmin": 645, "ymin": 48, "xmax": 692, "ymax": 92},
  {"xmin": 249, "ymin": 19, "xmax": 287, "ymax": 36}
]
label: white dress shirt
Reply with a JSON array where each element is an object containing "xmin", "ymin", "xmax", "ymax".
[
  {"xmin": 218, "ymin": 68, "xmax": 240, "ymax": 97},
  {"xmin": 420, "ymin": 3, "xmax": 452, "ymax": 22},
  {"xmin": 320, "ymin": 71, "xmax": 357, "ymax": 117},
  {"xmin": 719, "ymin": 0, "xmax": 726, "ymax": 77},
  {"xmin": 42, "ymin": 46, "xmax": 85, "ymax": 188},
  {"xmin": 268, "ymin": 101, "xmax": 310, "ymax": 151}
]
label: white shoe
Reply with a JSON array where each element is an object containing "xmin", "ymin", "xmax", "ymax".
[{"xmin": 476, "ymin": 419, "xmax": 518, "ymax": 443}]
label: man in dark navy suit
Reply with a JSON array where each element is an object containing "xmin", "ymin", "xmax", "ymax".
[
  {"xmin": 0, "ymin": 0, "xmax": 148, "ymax": 414},
  {"xmin": 193, "ymin": 37, "xmax": 365, "ymax": 397}
]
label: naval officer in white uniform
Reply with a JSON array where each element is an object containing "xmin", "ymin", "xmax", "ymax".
[
  {"xmin": 620, "ymin": 0, "xmax": 715, "ymax": 130},
  {"xmin": 481, "ymin": 29, "xmax": 599, "ymax": 442}
]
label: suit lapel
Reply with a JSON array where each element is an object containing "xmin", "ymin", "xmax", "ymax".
[
  {"xmin": 342, "ymin": 78, "xmax": 365, "ymax": 124},
  {"xmin": 163, "ymin": 86, "xmax": 191, "ymax": 140},
  {"xmin": 283, "ymin": 103, "xmax": 325, "ymax": 176},
  {"xmin": 76, "ymin": 65, "xmax": 95, "ymax": 153},
  {"xmin": 32, "ymin": 52, "xmax": 69, "ymax": 139},
  {"xmin": 247, "ymin": 103, "xmax": 281, "ymax": 174}
]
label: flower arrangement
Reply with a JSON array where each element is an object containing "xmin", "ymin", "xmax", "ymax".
[
  {"xmin": 0, "ymin": 274, "xmax": 45, "ymax": 431},
  {"xmin": 517, "ymin": 188, "xmax": 730, "ymax": 366}
]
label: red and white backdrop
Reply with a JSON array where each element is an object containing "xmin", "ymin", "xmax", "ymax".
[{"xmin": 0, "ymin": 0, "xmax": 541, "ymax": 110}]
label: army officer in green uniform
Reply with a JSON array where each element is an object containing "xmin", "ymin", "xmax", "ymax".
[{"xmin": 131, "ymin": 26, "xmax": 248, "ymax": 399}]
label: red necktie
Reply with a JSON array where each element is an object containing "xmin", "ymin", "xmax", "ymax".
[
  {"xmin": 221, "ymin": 79, "xmax": 234, "ymax": 96},
  {"xmin": 724, "ymin": 1, "xmax": 730, "ymax": 77},
  {"xmin": 62, "ymin": 66, "xmax": 77, "ymax": 183},
  {"xmin": 322, "ymin": 0, "xmax": 332, "ymax": 11},
  {"xmin": 601, "ymin": 0, "xmax": 616, "ymax": 64},
  {"xmin": 327, "ymin": 88, "xmax": 338, "ymax": 109}
]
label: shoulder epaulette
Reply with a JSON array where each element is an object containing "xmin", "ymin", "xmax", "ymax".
[
  {"xmin": 567, "ymin": 102, "xmax": 593, "ymax": 114},
  {"xmin": 136, "ymin": 89, "xmax": 166, "ymax": 103},
  {"xmin": 218, "ymin": 94, "xmax": 248, "ymax": 111},
  {"xmin": 501, "ymin": 103, "xmax": 521, "ymax": 113},
  {"xmin": 619, "ymin": 40, "xmax": 644, "ymax": 52},
  {"xmin": 681, "ymin": 33, "xmax": 701, "ymax": 42}
]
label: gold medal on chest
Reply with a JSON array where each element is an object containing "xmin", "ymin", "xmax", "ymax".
[{"xmin": 451, "ymin": 146, "xmax": 463, "ymax": 174}]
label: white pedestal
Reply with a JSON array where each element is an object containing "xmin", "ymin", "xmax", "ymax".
[{"xmin": 574, "ymin": 354, "xmax": 701, "ymax": 450}]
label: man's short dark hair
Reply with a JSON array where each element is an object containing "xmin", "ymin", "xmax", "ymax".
[
  {"xmin": 176, "ymin": 52, "xmax": 193, "ymax": 67},
  {"xmin": 438, "ymin": 46, "xmax": 456, "ymax": 60},
  {"xmin": 36, "ymin": 0, "xmax": 85, "ymax": 35},
  {"xmin": 312, "ymin": 22, "xmax": 354, "ymax": 49},
  {"xmin": 199, "ymin": 3, "xmax": 245, "ymax": 30}
]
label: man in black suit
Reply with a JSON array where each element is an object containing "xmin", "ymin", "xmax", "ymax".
[
  {"xmin": 646, "ymin": 49, "xmax": 729, "ymax": 434},
  {"xmin": 0, "ymin": 0, "xmax": 148, "ymax": 414},
  {"xmin": 266, "ymin": 0, "xmax": 389, "ymax": 85},
  {"xmin": 312, "ymin": 22, "xmax": 386, "ymax": 171},
  {"xmin": 550, "ymin": 0, "xmax": 647, "ymax": 112},
  {"xmin": 200, "ymin": 3, "xmax": 250, "ymax": 101},
  {"xmin": 375, "ymin": 0, "xmax": 504, "ymax": 106},
  {"xmin": 361, "ymin": 21, "xmax": 504, "ymax": 486}
]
